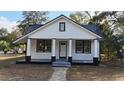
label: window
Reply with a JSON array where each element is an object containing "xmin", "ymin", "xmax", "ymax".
[
  {"xmin": 59, "ymin": 22, "xmax": 65, "ymax": 31},
  {"xmin": 83, "ymin": 40, "xmax": 91, "ymax": 53},
  {"xmin": 75, "ymin": 40, "xmax": 91, "ymax": 53},
  {"xmin": 36, "ymin": 39, "xmax": 51, "ymax": 52},
  {"xmin": 76, "ymin": 40, "xmax": 84, "ymax": 53}
]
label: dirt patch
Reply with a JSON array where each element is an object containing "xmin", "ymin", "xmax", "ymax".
[
  {"xmin": 66, "ymin": 64, "xmax": 124, "ymax": 81},
  {"xmin": 0, "ymin": 64, "xmax": 53, "ymax": 81}
]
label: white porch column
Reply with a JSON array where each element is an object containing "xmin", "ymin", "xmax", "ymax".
[
  {"xmin": 68, "ymin": 39, "xmax": 72, "ymax": 62},
  {"xmin": 27, "ymin": 38, "xmax": 31, "ymax": 56},
  {"xmin": 26, "ymin": 38, "xmax": 31, "ymax": 62},
  {"xmin": 93, "ymin": 39, "xmax": 99, "ymax": 65},
  {"xmin": 52, "ymin": 39, "xmax": 56, "ymax": 56},
  {"xmin": 51, "ymin": 39, "xmax": 56, "ymax": 62},
  {"xmin": 94, "ymin": 39, "xmax": 98, "ymax": 57},
  {"xmin": 69, "ymin": 39, "xmax": 72, "ymax": 57}
]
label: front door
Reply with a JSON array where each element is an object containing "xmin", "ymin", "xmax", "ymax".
[{"xmin": 59, "ymin": 41, "xmax": 67, "ymax": 59}]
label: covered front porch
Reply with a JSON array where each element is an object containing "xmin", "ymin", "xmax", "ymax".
[{"xmin": 25, "ymin": 38, "xmax": 99, "ymax": 66}]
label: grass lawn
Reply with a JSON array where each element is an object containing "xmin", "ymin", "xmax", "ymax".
[{"xmin": 66, "ymin": 63, "xmax": 124, "ymax": 81}]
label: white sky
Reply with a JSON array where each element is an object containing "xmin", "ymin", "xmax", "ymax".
[
  {"xmin": 0, "ymin": 16, "xmax": 18, "ymax": 33},
  {"xmin": 0, "ymin": 11, "xmax": 95, "ymax": 33}
]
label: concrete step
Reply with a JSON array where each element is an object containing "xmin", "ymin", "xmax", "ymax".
[{"xmin": 52, "ymin": 61, "xmax": 71, "ymax": 67}]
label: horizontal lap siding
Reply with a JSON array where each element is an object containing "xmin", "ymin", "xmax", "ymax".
[
  {"xmin": 72, "ymin": 40, "xmax": 94, "ymax": 60},
  {"xmin": 30, "ymin": 39, "xmax": 94, "ymax": 61},
  {"xmin": 29, "ymin": 18, "xmax": 97, "ymax": 39},
  {"xmin": 31, "ymin": 39, "xmax": 52, "ymax": 59}
]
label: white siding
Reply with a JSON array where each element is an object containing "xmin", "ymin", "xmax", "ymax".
[
  {"xmin": 28, "ymin": 17, "xmax": 99, "ymax": 63},
  {"xmin": 72, "ymin": 40, "xmax": 94, "ymax": 61},
  {"xmin": 30, "ymin": 39, "xmax": 94, "ymax": 63},
  {"xmin": 31, "ymin": 39, "xmax": 51, "ymax": 60},
  {"xmin": 29, "ymin": 18, "xmax": 97, "ymax": 39}
]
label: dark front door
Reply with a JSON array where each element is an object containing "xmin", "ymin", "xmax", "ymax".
[{"xmin": 59, "ymin": 41, "xmax": 67, "ymax": 59}]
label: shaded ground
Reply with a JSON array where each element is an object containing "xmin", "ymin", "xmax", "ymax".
[
  {"xmin": 0, "ymin": 54, "xmax": 25, "ymax": 62},
  {"xmin": 0, "ymin": 54, "xmax": 54, "ymax": 81},
  {"xmin": 0, "ymin": 64, "xmax": 53, "ymax": 81},
  {"xmin": 1, "ymin": 53, "xmax": 124, "ymax": 81},
  {"xmin": 66, "ymin": 63, "xmax": 124, "ymax": 81}
]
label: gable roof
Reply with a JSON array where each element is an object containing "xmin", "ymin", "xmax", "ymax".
[
  {"xmin": 13, "ymin": 15, "xmax": 102, "ymax": 43},
  {"xmin": 26, "ymin": 23, "xmax": 102, "ymax": 36},
  {"xmin": 24, "ymin": 24, "xmax": 44, "ymax": 35},
  {"xmin": 25, "ymin": 15, "xmax": 102, "ymax": 36},
  {"xmin": 81, "ymin": 24, "xmax": 102, "ymax": 37}
]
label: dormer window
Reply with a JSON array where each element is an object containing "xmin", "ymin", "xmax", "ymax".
[{"xmin": 59, "ymin": 22, "xmax": 65, "ymax": 32}]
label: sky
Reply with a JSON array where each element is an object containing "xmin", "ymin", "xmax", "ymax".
[{"xmin": 0, "ymin": 11, "xmax": 73, "ymax": 32}]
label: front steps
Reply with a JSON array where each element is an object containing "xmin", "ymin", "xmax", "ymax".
[{"xmin": 52, "ymin": 60, "xmax": 71, "ymax": 67}]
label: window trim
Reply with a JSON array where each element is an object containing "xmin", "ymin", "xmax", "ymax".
[
  {"xmin": 36, "ymin": 39, "xmax": 52, "ymax": 53},
  {"xmin": 59, "ymin": 22, "xmax": 65, "ymax": 32},
  {"xmin": 75, "ymin": 40, "xmax": 91, "ymax": 54}
]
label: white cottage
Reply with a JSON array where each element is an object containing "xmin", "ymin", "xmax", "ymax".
[{"xmin": 13, "ymin": 15, "xmax": 102, "ymax": 66}]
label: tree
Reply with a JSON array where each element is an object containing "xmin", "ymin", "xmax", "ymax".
[
  {"xmin": 69, "ymin": 11, "xmax": 91, "ymax": 24},
  {"xmin": 22, "ymin": 11, "xmax": 49, "ymax": 24},
  {"xmin": 6, "ymin": 29, "xmax": 22, "ymax": 42},
  {"xmin": 69, "ymin": 11, "xmax": 124, "ymax": 61},
  {"xmin": 0, "ymin": 40, "xmax": 10, "ymax": 54},
  {"xmin": 0, "ymin": 28, "xmax": 8, "ymax": 39},
  {"xmin": 90, "ymin": 11, "xmax": 124, "ymax": 61},
  {"xmin": 18, "ymin": 11, "xmax": 49, "ymax": 34}
]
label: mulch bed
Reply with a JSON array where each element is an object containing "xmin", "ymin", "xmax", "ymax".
[{"xmin": 0, "ymin": 64, "xmax": 53, "ymax": 81}]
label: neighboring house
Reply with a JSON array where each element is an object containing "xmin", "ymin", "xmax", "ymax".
[{"xmin": 13, "ymin": 15, "xmax": 102, "ymax": 66}]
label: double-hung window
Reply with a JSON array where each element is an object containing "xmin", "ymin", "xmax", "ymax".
[
  {"xmin": 59, "ymin": 22, "xmax": 65, "ymax": 31},
  {"xmin": 36, "ymin": 39, "xmax": 51, "ymax": 52},
  {"xmin": 75, "ymin": 40, "xmax": 91, "ymax": 53}
]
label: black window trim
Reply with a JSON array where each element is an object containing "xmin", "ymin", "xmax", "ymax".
[
  {"xmin": 75, "ymin": 40, "xmax": 91, "ymax": 54},
  {"xmin": 59, "ymin": 22, "xmax": 65, "ymax": 32},
  {"xmin": 36, "ymin": 39, "xmax": 52, "ymax": 53}
]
